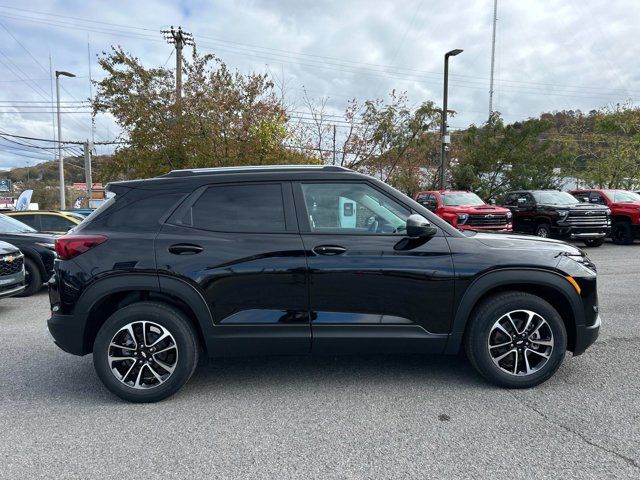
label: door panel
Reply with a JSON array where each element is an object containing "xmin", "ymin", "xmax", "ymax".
[
  {"xmin": 295, "ymin": 181, "xmax": 454, "ymax": 355},
  {"xmin": 155, "ymin": 182, "xmax": 310, "ymax": 356}
]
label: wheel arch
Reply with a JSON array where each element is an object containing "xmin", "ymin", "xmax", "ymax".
[
  {"xmin": 445, "ymin": 269, "xmax": 584, "ymax": 354},
  {"xmin": 19, "ymin": 247, "xmax": 47, "ymax": 278},
  {"xmin": 74, "ymin": 273, "xmax": 213, "ymax": 355}
]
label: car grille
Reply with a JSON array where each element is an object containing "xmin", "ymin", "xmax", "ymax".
[
  {"xmin": 566, "ymin": 210, "xmax": 609, "ymax": 227},
  {"xmin": 0, "ymin": 254, "xmax": 23, "ymax": 276},
  {"xmin": 467, "ymin": 214, "xmax": 510, "ymax": 227}
]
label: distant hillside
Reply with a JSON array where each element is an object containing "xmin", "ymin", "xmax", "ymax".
[{"xmin": 0, "ymin": 155, "xmax": 112, "ymax": 185}]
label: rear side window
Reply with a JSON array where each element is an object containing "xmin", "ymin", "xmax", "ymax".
[
  {"xmin": 186, "ymin": 184, "xmax": 286, "ymax": 233},
  {"xmin": 40, "ymin": 215, "xmax": 75, "ymax": 232},
  {"xmin": 12, "ymin": 215, "xmax": 39, "ymax": 229}
]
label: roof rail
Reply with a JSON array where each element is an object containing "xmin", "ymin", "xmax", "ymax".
[{"xmin": 161, "ymin": 164, "xmax": 352, "ymax": 178}]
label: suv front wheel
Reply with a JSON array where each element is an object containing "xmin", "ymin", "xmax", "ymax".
[
  {"xmin": 465, "ymin": 292, "xmax": 567, "ymax": 388},
  {"xmin": 93, "ymin": 302, "xmax": 199, "ymax": 403}
]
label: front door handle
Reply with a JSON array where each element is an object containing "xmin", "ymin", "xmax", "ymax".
[
  {"xmin": 313, "ymin": 245, "xmax": 347, "ymax": 256},
  {"xmin": 168, "ymin": 244, "xmax": 204, "ymax": 255}
]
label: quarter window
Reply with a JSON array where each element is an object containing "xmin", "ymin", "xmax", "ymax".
[
  {"xmin": 300, "ymin": 182, "xmax": 410, "ymax": 234},
  {"xmin": 188, "ymin": 184, "xmax": 286, "ymax": 233}
]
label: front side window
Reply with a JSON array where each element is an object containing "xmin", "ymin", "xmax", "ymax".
[
  {"xmin": 40, "ymin": 215, "xmax": 75, "ymax": 232},
  {"xmin": 187, "ymin": 184, "xmax": 286, "ymax": 233},
  {"xmin": 301, "ymin": 182, "xmax": 410, "ymax": 234},
  {"xmin": 603, "ymin": 190, "xmax": 640, "ymax": 203}
]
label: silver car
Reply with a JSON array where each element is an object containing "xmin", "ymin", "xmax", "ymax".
[{"xmin": 0, "ymin": 240, "xmax": 25, "ymax": 299}]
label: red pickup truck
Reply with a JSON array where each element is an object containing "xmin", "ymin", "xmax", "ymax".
[
  {"xmin": 415, "ymin": 190, "xmax": 512, "ymax": 231},
  {"xmin": 570, "ymin": 189, "xmax": 640, "ymax": 244}
]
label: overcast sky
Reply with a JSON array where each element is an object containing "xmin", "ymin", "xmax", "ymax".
[{"xmin": 1, "ymin": 0, "xmax": 639, "ymax": 170}]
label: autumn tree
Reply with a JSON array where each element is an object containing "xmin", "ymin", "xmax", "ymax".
[{"xmin": 92, "ymin": 46, "xmax": 315, "ymax": 179}]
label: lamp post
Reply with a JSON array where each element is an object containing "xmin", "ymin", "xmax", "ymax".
[
  {"xmin": 439, "ymin": 49, "xmax": 463, "ymax": 190},
  {"xmin": 55, "ymin": 70, "xmax": 75, "ymax": 210}
]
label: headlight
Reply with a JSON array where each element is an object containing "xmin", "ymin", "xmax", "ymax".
[
  {"xmin": 605, "ymin": 208, "xmax": 611, "ymax": 215},
  {"xmin": 457, "ymin": 213, "xmax": 469, "ymax": 225},
  {"xmin": 506, "ymin": 212, "xmax": 512, "ymax": 220},
  {"xmin": 558, "ymin": 210, "xmax": 569, "ymax": 221}
]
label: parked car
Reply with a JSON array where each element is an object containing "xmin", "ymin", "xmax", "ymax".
[
  {"xmin": 48, "ymin": 166, "xmax": 600, "ymax": 402},
  {"xmin": 0, "ymin": 240, "xmax": 25, "ymax": 299},
  {"xmin": 570, "ymin": 189, "xmax": 640, "ymax": 245},
  {"xmin": 414, "ymin": 190, "xmax": 512, "ymax": 231},
  {"xmin": 0, "ymin": 213, "xmax": 56, "ymax": 296},
  {"xmin": 5, "ymin": 210, "xmax": 83, "ymax": 235},
  {"xmin": 501, "ymin": 190, "xmax": 610, "ymax": 247}
]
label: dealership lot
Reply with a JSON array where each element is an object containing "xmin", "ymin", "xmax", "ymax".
[{"xmin": 0, "ymin": 242, "xmax": 638, "ymax": 479}]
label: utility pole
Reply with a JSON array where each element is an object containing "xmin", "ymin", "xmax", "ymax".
[
  {"xmin": 332, "ymin": 124, "xmax": 336, "ymax": 165},
  {"xmin": 55, "ymin": 70, "xmax": 76, "ymax": 210},
  {"xmin": 161, "ymin": 26, "xmax": 194, "ymax": 112},
  {"xmin": 83, "ymin": 140, "xmax": 94, "ymax": 208},
  {"xmin": 440, "ymin": 49, "xmax": 463, "ymax": 190},
  {"xmin": 489, "ymin": 0, "xmax": 498, "ymax": 118}
]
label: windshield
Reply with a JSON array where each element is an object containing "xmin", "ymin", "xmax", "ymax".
[
  {"xmin": 0, "ymin": 213, "xmax": 37, "ymax": 233},
  {"xmin": 532, "ymin": 191, "xmax": 577, "ymax": 205},
  {"xmin": 441, "ymin": 192, "xmax": 486, "ymax": 206},
  {"xmin": 604, "ymin": 190, "xmax": 640, "ymax": 203}
]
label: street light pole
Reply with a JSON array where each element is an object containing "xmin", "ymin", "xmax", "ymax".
[
  {"xmin": 440, "ymin": 49, "xmax": 463, "ymax": 190},
  {"xmin": 55, "ymin": 70, "xmax": 76, "ymax": 210}
]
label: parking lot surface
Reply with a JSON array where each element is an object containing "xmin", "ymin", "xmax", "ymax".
[{"xmin": 1, "ymin": 242, "xmax": 639, "ymax": 479}]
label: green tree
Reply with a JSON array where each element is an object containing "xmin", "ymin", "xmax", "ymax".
[{"xmin": 93, "ymin": 47, "xmax": 316, "ymax": 179}]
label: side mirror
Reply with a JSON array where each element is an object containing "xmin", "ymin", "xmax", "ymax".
[
  {"xmin": 406, "ymin": 214, "xmax": 437, "ymax": 238},
  {"xmin": 488, "ymin": 198, "xmax": 496, "ymax": 205}
]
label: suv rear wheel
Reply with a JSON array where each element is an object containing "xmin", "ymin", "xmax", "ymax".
[
  {"xmin": 93, "ymin": 302, "xmax": 199, "ymax": 403},
  {"xmin": 465, "ymin": 292, "xmax": 567, "ymax": 388}
]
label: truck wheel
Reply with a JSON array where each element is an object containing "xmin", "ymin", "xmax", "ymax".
[
  {"xmin": 93, "ymin": 302, "xmax": 199, "ymax": 403},
  {"xmin": 611, "ymin": 221, "xmax": 633, "ymax": 245},
  {"xmin": 535, "ymin": 223, "xmax": 552, "ymax": 238},
  {"xmin": 465, "ymin": 291, "xmax": 567, "ymax": 388},
  {"xmin": 14, "ymin": 257, "xmax": 42, "ymax": 297},
  {"xmin": 584, "ymin": 238, "xmax": 604, "ymax": 247}
]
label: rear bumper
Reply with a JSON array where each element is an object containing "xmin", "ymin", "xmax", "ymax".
[
  {"xmin": 47, "ymin": 312, "xmax": 86, "ymax": 356},
  {"xmin": 573, "ymin": 314, "xmax": 601, "ymax": 356}
]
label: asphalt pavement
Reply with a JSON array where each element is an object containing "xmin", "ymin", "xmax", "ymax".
[{"xmin": 0, "ymin": 242, "xmax": 638, "ymax": 479}]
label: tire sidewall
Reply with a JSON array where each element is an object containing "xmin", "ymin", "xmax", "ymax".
[
  {"xmin": 93, "ymin": 302, "xmax": 198, "ymax": 403},
  {"xmin": 612, "ymin": 221, "xmax": 633, "ymax": 245},
  {"xmin": 16, "ymin": 257, "xmax": 41, "ymax": 297},
  {"xmin": 468, "ymin": 293, "xmax": 567, "ymax": 388},
  {"xmin": 536, "ymin": 223, "xmax": 551, "ymax": 238}
]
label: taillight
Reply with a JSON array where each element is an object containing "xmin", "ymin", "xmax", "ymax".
[{"xmin": 55, "ymin": 234, "xmax": 108, "ymax": 260}]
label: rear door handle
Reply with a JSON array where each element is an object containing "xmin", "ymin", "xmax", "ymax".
[
  {"xmin": 313, "ymin": 245, "xmax": 347, "ymax": 256},
  {"xmin": 168, "ymin": 244, "xmax": 204, "ymax": 255}
]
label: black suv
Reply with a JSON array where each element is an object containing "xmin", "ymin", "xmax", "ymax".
[
  {"xmin": 501, "ymin": 190, "xmax": 610, "ymax": 247},
  {"xmin": 48, "ymin": 166, "xmax": 601, "ymax": 402},
  {"xmin": 0, "ymin": 213, "xmax": 56, "ymax": 296}
]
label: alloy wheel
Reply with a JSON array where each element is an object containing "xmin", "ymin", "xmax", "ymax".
[
  {"xmin": 487, "ymin": 309, "xmax": 554, "ymax": 376},
  {"xmin": 107, "ymin": 321, "xmax": 178, "ymax": 389}
]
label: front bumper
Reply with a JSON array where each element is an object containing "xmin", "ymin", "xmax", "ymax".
[
  {"xmin": 553, "ymin": 225, "xmax": 610, "ymax": 240},
  {"xmin": 0, "ymin": 270, "xmax": 26, "ymax": 299},
  {"xmin": 573, "ymin": 314, "xmax": 601, "ymax": 356}
]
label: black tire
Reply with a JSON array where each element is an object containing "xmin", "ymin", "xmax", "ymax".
[
  {"xmin": 535, "ymin": 223, "xmax": 552, "ymax": 238},
  {"xmin": 611, "ymin": 221, "xmax": 633, "ymax": 245},
  {"xmin": 583, "ymin": 238, "xmax": 605, "ymax": 247},
  {"xmin": 93, "ymin": 302, "xmax": 199, "ymax": 403},
  {"xmin": 464, "ymin": 291, "xmax": 567, "ymax": 389},
  {"xmin": 15, "ymin": 257, "xmax": 42, "ymax": 297}
]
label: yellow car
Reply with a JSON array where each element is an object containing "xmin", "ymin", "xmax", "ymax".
[{"xmin": 6, "ymin": 210, "xmax": 83, "ymax": 235}]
